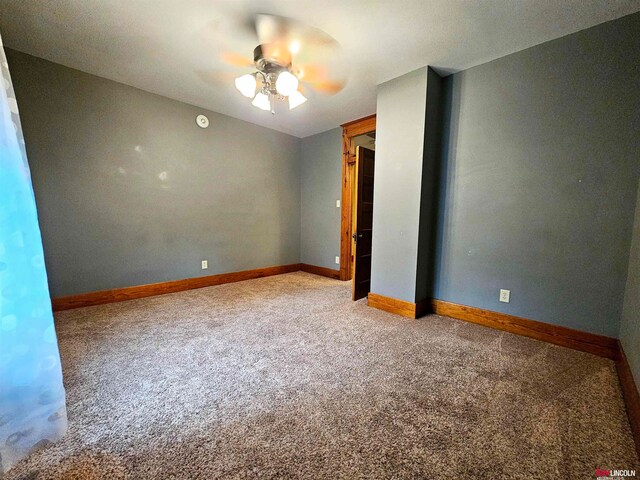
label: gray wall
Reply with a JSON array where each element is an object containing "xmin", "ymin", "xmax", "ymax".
[
  {"xmin": 435, "ymin": 13, "xmax": 640, "ymax": 337},
  {"xmin": 371, "ymin": 68, "xmax": 429, "ymax": 302},
  {"xmin": 416, "ymin": 68, "xmax": 445, "ymax": 302},
  {"xmin": 620, "ymin": 181, "xmax": 640, "ymax": 387},
  {"xmin": 300, "ymin": 128, "xmax": 342, "ymax": 270},
  {"xmin": 8, "ymin": 49, "xmax": 301, "ymax": 297}
]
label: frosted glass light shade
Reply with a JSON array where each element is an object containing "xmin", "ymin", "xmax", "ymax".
[
  {"xmin": 235, "ymin": 74, "xmax": 257, "ymax": 98},
  {"xmin": 252, "ymin": 92, "xmax": 271, "ymax": 111},
  {"xmin": 288, "ymin": 90, "xmax": 307, "ymax": 110},
  {"xmin": 275, "ymin": 71, "xmax": 299, "ymax": 96}
]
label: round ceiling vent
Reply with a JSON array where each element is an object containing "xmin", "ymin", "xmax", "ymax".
[{"xmin": 196, "ymin": 114, "xmax": 209, "ymax": 128}]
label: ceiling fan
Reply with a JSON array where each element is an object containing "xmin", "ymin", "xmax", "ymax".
[{"xmin": 212, "ymin": 14, "xmax": 347, "ymax": 114}]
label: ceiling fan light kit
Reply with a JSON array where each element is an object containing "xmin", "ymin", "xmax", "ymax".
[
  {"xmin": 235, "ymin": 73, "xmax": 257, "ymax": 98},
  {"xmin": 251, "ymin": 91, "xmax": 271, "ymax": 111},
  {"xmin": 287, "ymin": 89, "xmax": 307, "ymax": 110},
  {"xmin": 225, "ymin": 15, "xmax": 346, "ymax": 115},
  {"xmin": 275, "ymin": 71, "xmax": 298, "ymax": 96},
  {"xmin": 234, "ymin": 44, "xmax": 307, "ymax": 114}
]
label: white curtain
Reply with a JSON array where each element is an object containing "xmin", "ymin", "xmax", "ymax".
[{"xmin": 0, "ymin": 32, "xmax": 68, "ymax": 473}]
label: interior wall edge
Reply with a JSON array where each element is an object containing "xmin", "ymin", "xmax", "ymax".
[
  {"xmin": 619, "ymin": 174, "xmax": 640, "ymax": 413},
  {"xmin": 616, "ymin": 343, "xmax": 640, "ymax": 458},
  {"xmin": 369, "ymin": 67, "xmax": 429, "ymax": 302},
  {"xmin": 414, "ymin": 66, "xmax": 446, "ymax": 303}
]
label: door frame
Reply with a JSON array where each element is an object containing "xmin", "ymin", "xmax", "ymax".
[{"xmin": 339, "ymin": 114, "xmax": 376, "ymax": 281}]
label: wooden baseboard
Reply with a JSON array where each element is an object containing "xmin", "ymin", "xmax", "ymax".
[
  {"xmin": 367, "ymin": 293, "xmax": 618, "ymax": 359},
  {"xmin": 616, "ymin": 343, "xmax": 640, "ymax": 458},
  {"xmin": 430, "ymin": 299, "xmax": 619, "ymax": 360},
  {"xmin": 300, "ymin": 263, "xmax": 341, "ymax": 280},
  {"xmin": 367, "ymin": 293, "xmax": 419, "ymax": 318},
  {"xmin": 53, "ymin": 263, "xmax": 340, "ymax": 311},
  {"xmin": 52, "ymin": 263, "xmax": 302, "ymax": 311}
]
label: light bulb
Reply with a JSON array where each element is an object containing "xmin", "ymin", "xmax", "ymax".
[
  {"xmin": 252, "ymin": 92, "xmax": 271, "ymax": 111},
  {"xmin": 275, "ymin": 71, "xmax": 299, "ymax": 96},
  {"xmin": 235, "ymin": 74, "xmax": 257, "ymax": 98},
  {"xmin": 289, "ymin": 40, "xmax": 301, "ymax": 55},
  {"xmin": 288, "ymin": 90, "xmax": 307, "ymax": 110}
]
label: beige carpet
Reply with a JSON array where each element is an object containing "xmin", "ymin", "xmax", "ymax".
[{"xmin": 4, "ymin": 272, "xmax": 638, "ymax": 479}]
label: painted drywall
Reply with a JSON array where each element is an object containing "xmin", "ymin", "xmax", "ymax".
[
  {"xmin": 620, "ymin": 180, "xmax": 640, "ymax": 387},
  {"xmin": 415, "ymin": 68, "xmax": 445, "ymax": 302},
  {"xmin": 7, "ymin": 49, "xmax": 301, "ymax": 297},
  {"xmin": 435, "ymin": 12, "xmax": 640, "ymax": 337},
  {"xmin": 300, "ymin": 128, "xmax": 342, "ymax": 270},
  {"xmin": 370, "ymin": 68, "xmax": 428, "ymax": 302}
]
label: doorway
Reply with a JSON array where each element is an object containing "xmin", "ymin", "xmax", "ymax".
[{"xmin": 339, "ymin": 115, "xmax": 376, "ymax": 300}]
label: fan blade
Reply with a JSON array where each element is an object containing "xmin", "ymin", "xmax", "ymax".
[
  {"xmin": 254, "ymin": 14, "xmax": 285, "ymax": 45},
  {"xmin": 304, "ymin": 80, "xmax": 346, "ymax": 95},
  {"xmin": 220, "ymin": 51, "xmax": 254, "ymax": 68},
  {"xmin": 253, "ymin": 14, "xmax": 343, "ymax": 73},
  {"xmin": 254, "ymin": 14, "xmax": 338, "ymax": 50},
  {"xmin": 198, "ymin": 19, "xmax": 257, "ymax": 72},
  {"xmin": 297, "ymin": 64, "xmax": 347, "ymax": 95},
  {"xmin": 195, "ymin": 70, "xmax": 238, "ymax": 87},
  {"xmin": 295, "ymin": 64, "xmax": 329, "ymax": 83},
  {"xmin": 255, "ymin": 43, "xmax": 290, "ymax": 67}
]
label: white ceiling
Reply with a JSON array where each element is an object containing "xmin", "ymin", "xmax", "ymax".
[{"xmin": 1, "ymin": 0, "xmax": 638, "ymax": 138}]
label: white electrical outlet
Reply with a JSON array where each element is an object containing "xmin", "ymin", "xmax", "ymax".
[
  {"xmin": 336, "ymin": 200, "xmax": 341, "ymax": 208},
  {"xmin": 499, "ymin": 289, "xmax": 510, "ymax": 303},
  {"xmin": 201, "ymin": 260, "xmax": 208, "ymax": 270},
  {"xmin": 335, "ymin": 256, "xmax": 340, "ymax": 265}
]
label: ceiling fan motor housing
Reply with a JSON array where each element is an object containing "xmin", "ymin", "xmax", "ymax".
[
  {"xmin": 253, "ymin": 44, "xmax": 294, "ymax": 97},
  {"xmin": 253, "ymin": 44, "xmax": 291, "ymax": 71}
]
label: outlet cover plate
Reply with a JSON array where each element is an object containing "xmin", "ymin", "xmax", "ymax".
[{"xmin": 499, "ymin": 289, "xmax": 510, "ymax": 303}]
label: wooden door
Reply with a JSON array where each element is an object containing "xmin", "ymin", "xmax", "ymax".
[{"xmin": 353, "ymin": 146, "xmax": 375, "ymax": 300}]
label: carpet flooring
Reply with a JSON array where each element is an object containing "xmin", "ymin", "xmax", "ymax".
[{"xmin": 4, "ymin": 272, "xmax": 638, "ymax": 479}]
